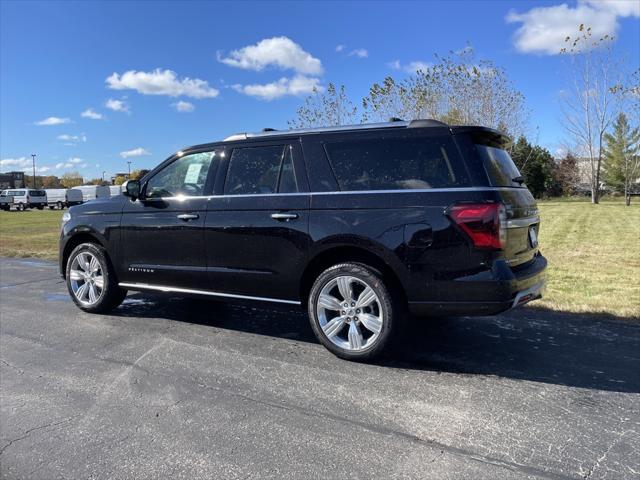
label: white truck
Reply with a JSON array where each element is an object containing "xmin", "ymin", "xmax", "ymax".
[
  {"xmin": 75, "ymin": 185, "xmax": 110, "ymax": 202},
  {"xmin": 45, "ymin": 188, "xmax": 83, "ymax": 209},
  {"xmin": 0, "ymin": 189, "xmax": 47, "ymax": 210}
]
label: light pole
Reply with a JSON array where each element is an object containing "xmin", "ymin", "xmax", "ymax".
[
  {"xmin": 127, "ymin": 161, "xmax": 131, "ymax": 179},
  {"xmin": 31, "ymin": 154, "xmax": 37, "ymax": 188},
  {"xmin": 102, "ymin": 171, "xmax": 106, "ymax": 183}
]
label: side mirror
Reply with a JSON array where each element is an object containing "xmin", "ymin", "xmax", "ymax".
[{"xmin": 123, "ymin": 179, "xmax": 141, "ymax": 200}]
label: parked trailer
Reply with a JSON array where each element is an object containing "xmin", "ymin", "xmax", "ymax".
[
  {"xmin": 0, "ymin": 189, "xmax": 47, "ymax": 210},
  {"xmin": 75, "ymin": 185, "xmax": 110, "ymax": 202},
  {"xmin": 109, "ymin": 185, "xmax": 123, "ymax": 197},
  {"xmin": 45, "ymin": 188, "xmax": 84, "ymax": 209}
]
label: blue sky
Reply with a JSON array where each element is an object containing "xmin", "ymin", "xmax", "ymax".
[{"xmin": 1, "ymin": 0, "xmax": 639, "ymax": 180}]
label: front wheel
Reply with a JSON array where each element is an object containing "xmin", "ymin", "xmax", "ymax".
[
  {"xmin": 17, "ymin": 203, "xmax": 25, "ymax": 211},
  {"xmin": 66, "ymin": 243, "xmax": 127, "ymax": 313},
  {"xmin": 308, "ymin": 263, "xmax": 401, "ymax": 361}
]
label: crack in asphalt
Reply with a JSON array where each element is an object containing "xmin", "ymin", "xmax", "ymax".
[
  {"xmin": 189, "ymin": 374, "xmax": 574, "ymax": 480},
  {"xmin": 582, "ymin": 430, "xmax": 635, "ymax": 479},
  {"xmin": 0, "ymin": 416, "xmax": 78, "ymax": 456},
  {"xmin": 0, "ymin": 276, "xmax": 63, "ymax": 289}
]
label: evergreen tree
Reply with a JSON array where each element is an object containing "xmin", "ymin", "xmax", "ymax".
[
  {"xmin": 510, "ymin": 136, "xmax": 555, "ymax": 199},
  {"xmin": 603, "ymin": 112, "xmax": 640, "ymax": 206}
]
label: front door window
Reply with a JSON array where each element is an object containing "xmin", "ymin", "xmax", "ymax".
[{"xmin": 145, "ymin": 151, "xmax": 215, "ymax": 199}]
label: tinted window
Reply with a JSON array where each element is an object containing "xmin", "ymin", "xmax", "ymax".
[
  {"xmin": 224, "ymin": 145, "xmax": 298, "ymax": 195},
  {"xmin": 476, "ymin": 145, "xmax": 523, "ymax": 187},
  {"xmin": 324, "ymin": 136, "xmax": 469, "ymax": 191},
  {"xmin": 29, "ymin": 190, "xmax": 46, "ymax": 196},
  {"xmin": 146, "ymin": 151, "xmax": 215, "ymax": 198}
]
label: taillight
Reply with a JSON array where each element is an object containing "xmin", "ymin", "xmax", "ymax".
[{"xmin": 448, "ymin": 203, "xmax": 507, "ymax": 250}]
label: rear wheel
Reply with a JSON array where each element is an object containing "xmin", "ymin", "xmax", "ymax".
[
  {"xmin": 17, "ymin": 203, "xmax": 25, "ymax": 211},
  {"xmin": 308, "ymin": 263, "xmax": 400, "ymax": 361},
  {"xmin": 36, "ymin": 205, "xmax": 44, "ymax": 210},
  {"xmin": 57, "ymin": 201, "xmax": 63, "ymax": 209},
  {"xmin": 66, "ymin": 243, "xmax": 127, "ymax": 313}
]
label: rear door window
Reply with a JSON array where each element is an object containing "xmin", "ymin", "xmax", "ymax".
[
  {"xmin": 28, "ymin": 190, "xmax": 46, "ymax": 196},
  {"xmin": 324, "ymin": 135, "xmax": 470, "ymax": 191},
  {"xmin": 224, "ymin": 145, "xmax": 299, "ymax": 195}
]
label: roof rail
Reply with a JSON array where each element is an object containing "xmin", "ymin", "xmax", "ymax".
[
  {"xmin": 408, "ymin": 119, "xmax": 449, "ymax": 128},
  {"xmin": 222, "ymin": 119, "xmax": 449, "ymax": 142}
]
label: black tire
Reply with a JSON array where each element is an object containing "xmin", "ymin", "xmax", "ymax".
[
  {"xmin": 17, "ymin": 203, "xmax": 25, "ymax": 211},
  {"xmin": 65, "ymin": 242, "xmax": 127, "ymax": 313},
  {"xmin": 36, "ymin": 205, "xmax": 44, "ymax": 210},
  {"xmin": 308, "ymin": 263, "xmax": 401, "ymax": 361},
  {"xmin": 57, "ymin": 201, "xmax": 63, "ymax": 210}
]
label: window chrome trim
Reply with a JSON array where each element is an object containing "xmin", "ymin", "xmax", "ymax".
[
  {"xmin": 138, "ymin": 186, "xmax": 526, "ymax": 202},
  {"xmin": 118, "ymin": 282, "xmax": 301, "ymax": 305}
]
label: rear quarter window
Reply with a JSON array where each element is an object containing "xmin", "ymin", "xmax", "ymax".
[
  {"xmin": 324, "ymin": 135, "xmax": 470, "ymax": 191},
  {"xmin": 468, "ymin": 131, "xmax": 523, "ymax": 188}
]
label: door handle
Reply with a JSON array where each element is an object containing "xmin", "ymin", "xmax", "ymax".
[
  {"xmin": 271, "ymin": 212, "xmax": 299, "ymax": 221},
  {"xmin": 177, "ymin": 213, "xmax": 199, "ymax": 221}
]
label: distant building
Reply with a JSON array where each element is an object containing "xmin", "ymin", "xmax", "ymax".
[{"xmin": 0, "ymin": 171, "xmax": 26, "ymax": 189}]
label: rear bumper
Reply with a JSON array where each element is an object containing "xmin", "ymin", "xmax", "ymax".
[{"xmin": 408, "ymin": 253, "xmax": 547, "ymax": 316}]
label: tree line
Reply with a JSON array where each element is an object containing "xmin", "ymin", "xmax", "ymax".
[
  {"xmin": 28, "ymin": 170, "xmax": 148, "ymax": 189},
  {"xmin": 289, "ymin": 32, "xmax": 639, "ymax": 204}
]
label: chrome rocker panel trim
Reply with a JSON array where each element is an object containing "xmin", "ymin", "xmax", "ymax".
[{"xmin": 118, "ymin": 282, "xmax": 301, "ymax": 305}]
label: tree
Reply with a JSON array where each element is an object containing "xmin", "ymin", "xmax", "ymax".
[
  {"xmin": 560, "ymin": 25, "xmax": 619, "ymax": 204},
  {"xmin": 129, "ymin": 169, "xmax": 148, "ymax": 180},
  {"xmin": 60, "ymin": 172, "xmax": 84, "ymax": 188},
  {"xmin": 360, "ymin": 47, "xmax": 528, "ymax": 139},
  {"xmin": 288, "ymin": 83, "xmax": 357, "ymax": 128},
  {"xmin": 510, "ymin": 136, "xmax": 556, "ymax": 198},
  {"xmin": 603, "ymin": 112, "xmax": 640, "ymax": 205},
  {"xmin": 41, "ymin": 175, "xmax": 63, "ymax": 188},
  {"xmin": 113, "ymin": 175, "xmax": 127, "ymax": 185},
  {"xmin": 555, "ymin": 152, "xmax": 581, "ymax": 196}
]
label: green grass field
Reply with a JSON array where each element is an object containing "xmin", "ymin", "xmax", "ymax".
[{"xmin": 1, "ymin": 199, "xmax": 638, "ymax": 318}]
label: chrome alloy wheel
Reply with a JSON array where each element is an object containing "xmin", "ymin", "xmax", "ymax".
[
  {"xmin": 69, "ymin": 252, "xmax": 104, "ymax": 305},
  {"xmin": 316, "ymin": 276, "xmax": 383, "ymax": 351}
]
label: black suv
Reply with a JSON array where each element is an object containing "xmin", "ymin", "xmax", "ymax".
[{"xmin": 60, "ymin": 119, "xmax": 546, "ymax": 360}]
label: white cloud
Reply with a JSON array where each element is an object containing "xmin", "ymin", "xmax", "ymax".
[
  {"xmin": 0, "ymin": 157, "xmax": 31, "ymax": 168},
  {"xmin": 58, "ymin": 133, "xmax": 87, "ymax": 143},
  {"xmin": 68, "ymin": 157, "xmax": 83, "ymax": 164},
  {"xmin": 34, "ymin": 116, "xmax": 71, "ymax": 126},
  {"xmin": 232, "ymin": 75, "xmax": 322, "ymax": 101},
  {"xmin": 120, "ymin": 147, "xmax": 151, "ymax": 158},
  {"xmin": 218, "ymin": 36, "xmax": 323, "ymax": 75},
  {"xmin": 349, "ymin": 48, "xmax": 368, "ymax": 58},
  {"xmin": 81, "ymin": 108, "xmax": 104, "ymax": 120},
  {"xmin": 1, "ymin": 157, "xmax": 51, "ymax": 173},
  {"xmin": 171, "ymin": 100, "xmax": 195, "ymax": 112},
  {"xmin": 106, "ymin": 69, "xmax": 219, "ymax": 99},
  {"xmin": 506, "ymin": 0, "xmax": 639, "ymax": 55},
  {"xmin": 335, "ymin": 44, "xmax": 345, "ymax": 52},
  {"xmin": 584, "ymin": 0, "xmax": 640, "ymax": 17},
  {"xmin": 105, "ymin": 98, "xmax": 130, "ymax": 113},
  {"xmin": 54, "ymin": 161, "xmax": 86, "ymax": 170},
  {"xmin": 388, "ymin": 60, "xmax": 432, "ymax": 73}
]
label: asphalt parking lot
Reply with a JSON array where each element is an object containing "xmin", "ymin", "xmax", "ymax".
[{"xmin": 1, "ymin": 257, "xmax": 639, "ymax": 479}]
